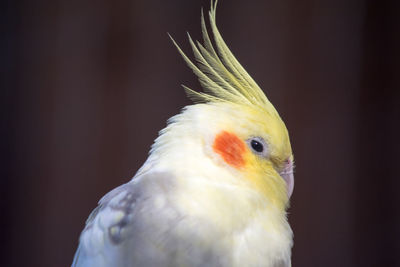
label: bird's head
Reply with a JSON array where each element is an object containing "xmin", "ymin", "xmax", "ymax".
[
  {"xmin": 213, "ymin": 103, "xmax": 293, "ymax": 205},
  {"xmin": 185, "ymin": 101, "xmax": 294, "ymax": 211},
  {"xmin": 159, "ymin": 1, "xmax": 294, "ymax": 210}
]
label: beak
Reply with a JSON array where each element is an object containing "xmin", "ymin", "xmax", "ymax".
[{"xmin": 279, "ymin": 159, "xmax": 294, "ymax": 198}]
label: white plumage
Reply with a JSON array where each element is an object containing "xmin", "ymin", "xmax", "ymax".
[{"xmin": 72, "ymin": 2, "xmax": 294, "ymax": 266}]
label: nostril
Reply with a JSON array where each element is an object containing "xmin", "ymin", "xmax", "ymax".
[{"xmin": 284, "ymin": 158, "xmax": 294, "ymax": 170}]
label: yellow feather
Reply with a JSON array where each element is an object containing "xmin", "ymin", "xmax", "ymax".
[
  {"xmin": 169, "ymin": 0, "xmax": 293, "ymax": 209},
  {"xmin": 169, "ymin": 0, "xmax": 280, "ymax": 118}
]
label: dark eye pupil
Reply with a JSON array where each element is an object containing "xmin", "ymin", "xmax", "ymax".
[{"xmin": 251, "ymin": 140, "xmax": 264, "ymax": 153}]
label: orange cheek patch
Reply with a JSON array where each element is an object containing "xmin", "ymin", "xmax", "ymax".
[{"xmin": 212, "ymin": 131, "xmax": 246, "ymax": 168}]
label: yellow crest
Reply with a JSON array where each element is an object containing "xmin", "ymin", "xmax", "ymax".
[{"xmin": 170, "ymin": 0, "xmax": 280, "ymax": 117}]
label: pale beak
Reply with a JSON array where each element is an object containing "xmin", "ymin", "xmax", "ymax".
[{"xmin": 279, "ymin": 159, "xmax": 294, "ymax": 198}]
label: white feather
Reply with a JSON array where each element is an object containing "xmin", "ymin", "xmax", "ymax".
[{"xmin": 72, "ymin": 104, "xmax": 292, "ymax": 267}]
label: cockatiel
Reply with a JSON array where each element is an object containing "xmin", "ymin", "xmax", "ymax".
[{"xmin": 72, "ymin": 1, "xmax": 294, "ymax": 266}]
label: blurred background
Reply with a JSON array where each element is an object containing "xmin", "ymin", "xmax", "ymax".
[{"xmin": 2, "ymin": 0, "xmax": 399, "ymax": 266}]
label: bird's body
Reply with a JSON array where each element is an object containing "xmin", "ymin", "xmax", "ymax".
[{"xmin": 73, "ymin": 2, "xmax": 294, "ymax": 266}]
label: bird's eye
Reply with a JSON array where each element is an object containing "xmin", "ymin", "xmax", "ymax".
[
  {"xmin": 251, "ymin": 140, "xmax": 264, "ymax": 152},
  {"xmin": 247, "ymin": 137, "xmax": 268, "ymax": 157}
]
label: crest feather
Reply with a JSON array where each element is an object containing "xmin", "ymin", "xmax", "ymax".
[{"xmin": 169, "ymin": 0, "xmax": 278, "ymax": 115}]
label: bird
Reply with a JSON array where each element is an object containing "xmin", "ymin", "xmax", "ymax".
[{"xmin": 72, "ymin": 1, "xmax": 294, "ymax": 266}]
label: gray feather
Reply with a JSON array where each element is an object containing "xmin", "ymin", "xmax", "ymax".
[{"xmin": 72, "ymin": 172, "xmax": 225, "ymax": 267}]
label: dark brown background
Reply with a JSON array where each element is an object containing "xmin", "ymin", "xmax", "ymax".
[{"xmin": 2, "ymin": 0, "xmax": 399, "ymax": 266}]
